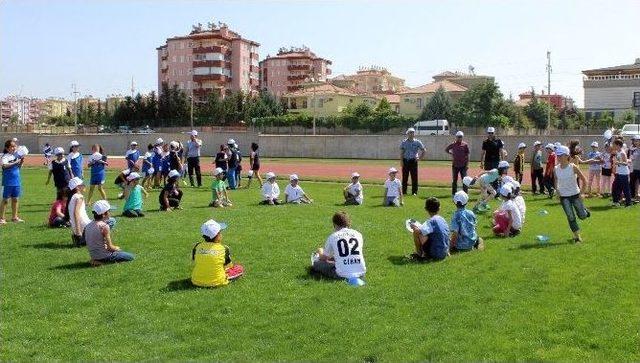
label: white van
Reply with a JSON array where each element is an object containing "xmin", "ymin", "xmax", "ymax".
[
  {"xmin": 621, "ymin": 123, "xmax": 640, "ymax": 138},
  {"xmin": 413, "ymin": 119, "xmax": 450, "ymax": 136}
]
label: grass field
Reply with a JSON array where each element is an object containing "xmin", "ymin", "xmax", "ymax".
[{"xmin": 1, "ymin": 167, "xmax": 639, "ymax": 361}]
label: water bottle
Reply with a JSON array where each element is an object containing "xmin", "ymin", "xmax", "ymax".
[
  {"xmin": 538, "ymin": 209, "xmax": 549, "ymax": 216},
  {"xmin": 536, "ymin": 235, "xmax": 550, "ymax": 243}
]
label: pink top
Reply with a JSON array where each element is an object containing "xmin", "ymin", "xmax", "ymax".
[{"xmin": 49, "ymin": 200, "xmax": 65, "ymax": 224}]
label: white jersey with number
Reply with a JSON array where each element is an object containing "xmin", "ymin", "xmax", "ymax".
[{"xmin": 323, "ymin": 228, "xmax": 366, "ymax": 278}]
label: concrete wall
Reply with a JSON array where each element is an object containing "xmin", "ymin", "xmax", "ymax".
[{"xmin": 2, "ymin": 131, "xmax": 603, "ymax": 162}]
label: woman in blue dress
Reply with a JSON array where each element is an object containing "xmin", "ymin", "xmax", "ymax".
[
  {"xmin": 86, "ymin": 144, "xmax": 108, "ymax": 204},
  {"xmin": 68, "ymin": 140, "xmax": 83, "ymax": 179}
]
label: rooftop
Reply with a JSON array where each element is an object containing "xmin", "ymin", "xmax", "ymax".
[
  {"xmin": 398, "ymin": 79, "xmax": 468, "ymax": 94},
  {"xmin": 284, "ymin": 83, "xmax": 360, "ymax": 97},
  {"xmin": 582, "ymin": 58, "xmax": 640, "ymax": 74}
]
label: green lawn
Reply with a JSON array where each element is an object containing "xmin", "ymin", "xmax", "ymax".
[{"xmin": 1, "ymin": 168, "xmax": 639, "ymax": 361}]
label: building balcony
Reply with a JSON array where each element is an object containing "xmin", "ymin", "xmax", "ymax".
[
  {"xmin": 192, "ymin": 60, "xmax": 230, "ymax": 68},
  {"xmin": 287, "ymin": 74, "xmax": 307, "ymax": 81},
  {"xmin": 287, "ymin": 64, "xmax": 311, "ymax": 71},
  {"xmin": 192, "ymin": 45, "xmax": 227, "ymax": 54},
  {"xmin": 161, "ymin": 53, "xmax": 168, "ymax": 60},
  {"xmin": 193, "ymin": 74, "xmax": 229, "ymax": 82}
]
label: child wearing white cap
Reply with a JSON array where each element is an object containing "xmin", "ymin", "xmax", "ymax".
[
  {"xmin": 530, "ymin": 141, "xmax": 544, "ymax": 194},
  {"xmin": 86, "ymin": 144, "xmax": 108, "ymax": 204},
  {"xmin": 159, "ymin": 169, "xmax": 183, "ymax": 211},
  {"xmin": 210, "ymin": 168, "xmax": 232, "ymax": 208},
  {"xmin": 141, "ymin": 144, "xmax": 154, "ymax": 190},
  {"xmin": 464, "ymin": 161, "xmax": 509, "ymax": 212},
  {"xmin": 191, "ymin": 219, "xmax": 244, "ymax": 287},
  {"xmin": 554, "ymin": 145, "xmax": 590, "ymax": 242},
  {"xmin": 122, "ymin": 172, "xmax": 148, "ymax": 217},
  {"xmin": 113, "ymin": 166, "xmax": 139, "ymax": 199},
  {"xmin": 85, "ymin": 200, "xmax": 133, "ymax": 265},
  {"xmin": 285, "ymin": 174, "xmax": 313, "ymax": 204},
  {"xmin": 68, "ymin": 177, "xmax": 90, "ymax": 246},
  {"xmin": 543, "ymin": 143, "xmax": 557, "ymax": 198},
  {"xmin": 492, "ymin": 184, "xmax": 522, "ymax": 237},
  {"xmin": 450, "ymin": 191, "xmax": 483, "ymax": 252},
  {"xmin": 125, "ymin": 141, "xmax": 140, "ymax": 169},
  {"xmin": 311, "ymin": 211, "xmax": 366, "ymax": 279},
  {"xmin": 1, "ymin": 138, "xmax": 26, "ymax": 224},
  {"xmin": 260, "ymin": 172, "xmax": 280, "ymax": 205},
  {"xmin": 383, "ymin": 167, "xmax": 403, "ymax": 207},
  {"xmin": 513, "ymin": 143, "xmax": 526, "ymax": 184},
  {"xmin": 510, "ymin": 181, "xmax": 526, "ymax": 223},
  {"xmin": 610, "ymin": 138, "xmax": 632, "ymax": 207},
  {"xmin": 45, "ymin": 147, "xmax": 72, "ymax": 194},
  {"xmin": 600, "ymin": 142, "xmax": 614, "ymax": 198},
  {"xmin": 68, "ymin": 140, "xmax": 83, "ymax": 180},
  {"xmin": 584, "ymin": 141, "xmax": 603, "ymax": 197},
  {"xmin": 344, "ymin": 172, "xmax": 364, "ymax": 205}
]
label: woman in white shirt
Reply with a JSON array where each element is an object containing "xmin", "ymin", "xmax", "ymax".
[{"xmin": 554, "ymin": 145, "xmax": 590, "ymax": 243}]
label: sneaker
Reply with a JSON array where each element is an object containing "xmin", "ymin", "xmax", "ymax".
[
  {"xmin": 408, "ymin": 253, "xmax": 427, "ymax": 261},
  {"xmin": 412, "ymin": 193, "xmax": 417, "ymax": 196},
  {"xmin": 226, "ymin": 264, "xmax": 244, "ymax": 280},
  {"xmin": 0, "ymin": 219, "xmax": 6, "ymax": 225},
  {"xmin": 574, "ymin": 237, "xmax": 583, "ymax": 244},
  {"xmin": 611, "ymin": 202, "xmax": 621, "ymax": 207},
  {"xmin": 12, "ymin": 217, "xmax": 24, "ymax": 223}
]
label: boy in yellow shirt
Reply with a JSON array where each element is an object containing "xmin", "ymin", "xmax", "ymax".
[{"xmin": 191, "ymin": 219, "xmax": 244, "ymax": 287}]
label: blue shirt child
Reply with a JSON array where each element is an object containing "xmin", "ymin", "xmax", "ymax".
[
  {"xmin": 450, "ymin": 208, "xmax": 478, "ymax": 250},
  {"xmin": 419, "ymin": 215, "xmax": 450, "ymax": 260}
]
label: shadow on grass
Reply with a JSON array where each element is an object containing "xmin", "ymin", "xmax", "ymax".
[
  {"xmin": 296, "ymin": 267, "xmax": 341, "ymax": 283},
  {"xmin": 28, "ymin": 242, "xmax": 76, "ymax": 250},
  {"xmin": 387, "ymin": 255, "xmax": 439, "ymax": 266},
  {"xmin": 50, "ymin": 261, "xmax": 93, "ymax": 270},
  {"xmin": 513, "ymin": 239, "xmax": 575, "ymax": 250},
  {"xmin": 588, "ymin": 205, "xmax": 612, "ymax": 211},
  {"xmin": 161, "ymin": 278, "xmax": 199, "ymax": 292}
]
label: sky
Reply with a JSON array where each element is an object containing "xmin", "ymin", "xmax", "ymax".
[{"xmin": 1, "ymin": 0, "xmax": 639, "ymax": 107}]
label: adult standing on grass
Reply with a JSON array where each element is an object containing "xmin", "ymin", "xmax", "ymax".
[
  {"xmin": 400, "ymin": 127, "xmax": 425, "ymax": 196},
  {"xmin": 554, "ymin": 145, "xmax": 590, "ymax": 243},
  {"xmin": 445, "ymin": 131, "xmax": 470, "ymax": 195},
  {"xmin": 530, "ymin": 141, "xmax": 544, "ymax": 194},
  {"xmin": 185, "ymin": 130, "xmax": 203, "ymax": 187},
  {"xmin": 480, "ymin": 127, "xmax": 505, "ymax": 190},
  {"xmin": 226, "ymin": 139, "xmax": 240, "ymax": 190}
]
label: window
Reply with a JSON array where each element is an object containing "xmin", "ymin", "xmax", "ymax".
[
  {"xmin": 172, "ymin": 69, "xmax": 176, "ymax": 76},
  {"xmin": 178, "ymin": 69, "xmax": 183, "ymax": 76},
  {"xmin": 417, "ymin": 98, "xmax": 423, "ymax": 109},
  {"xmin": 180, "ymin": 55, "xmax": 184, "ymax": 63},
  {"xmin": 187, "ymin": 69, "xmax": 192, "ymax": 75},
  {"xmin": 179, "ymin": 82, "xmax": 184, "ymax": 89},
  {"xmin": 180, "ymin": 42, "xmax": 185, "ymax": 49},
  {"xmin": 302, "ymin": 99, "xmax": 308, "ymax": 108},
  {"xmin": 318, "ymin": 98, "xmax": 324, "ymax": 108},
  {"xmin": 172, "ymin": 56, "xmax": 177, "ymax": 63},
  {"xmin": 187, "ymin": 81, "xmax": 191, "ymax": 89}
]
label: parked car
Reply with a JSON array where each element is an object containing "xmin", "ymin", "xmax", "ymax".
[
  {"xmin": 413, "ymin": 119, "xmax": 450, "ymax": 136},
  {"xmin": 118, "ymin": 126, "xmax": 133, "ymax": 134},
  {"xmin": 620, "ymin": 123, "xmax": 640, "ymax": 138},
  {"xmin": 137, "ymin": 125, "xmax": 155, "ymax": 134}
]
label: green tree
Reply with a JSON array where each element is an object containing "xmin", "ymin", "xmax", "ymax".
[
  {"xmin": 419, "ymin": 86, "xmax": 453, "ymax": 122},
  {"xmin": 524, "ymin": 94, "xmax": 556, "ymax": 130},
  {"xmin": 452, "ymin": 81, "xmax": 503, "ymax": 127},
  {"xmin": 375, "ymin": 97, "xmax": 393, "ymax": 114},
  {"xmin": 596, "ymin": 111, "xmax": 615, "ymax": 128}
]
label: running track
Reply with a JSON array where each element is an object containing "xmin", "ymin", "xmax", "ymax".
[{"xmin": 22, "ymin": 156, "xmax": 531, "ymax": 186}]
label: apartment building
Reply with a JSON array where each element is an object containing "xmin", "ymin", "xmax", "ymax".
[
  {"xmin": 157, "ymin": 22, "xmax": 259, "ymax": 101},
  {"xmin": 259, "ymin": 46, "xmax": 331, "ymax": 98},
  {"xmin": 582, "ymin": 58, "xmax": 640, "ymax": 119},
  {"xmin": 0, "ymin": 96, "xmax": 42, "ymax": 124},
  {"xmin": 282, "ymin": 83, "xmax": 378, "ymax": 117},
  {"xmin": 330, "ymin": 66, "xmax": 405, "ymax": 94}
]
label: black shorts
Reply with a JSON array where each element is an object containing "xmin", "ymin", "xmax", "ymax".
[{"xmin": 601, "ymin": 168, "xmax": 612, "ymax": 177}]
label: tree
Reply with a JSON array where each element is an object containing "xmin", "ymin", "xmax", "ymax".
[
  {"xmin": 375, "ymin": 97, "xmax": 393, "ymax": 114},
  {"xmin": 452, "ymin": 81, "xmax": 503, "ymax": 127},
  {"xmin": 524, "ymin": 94, "xmax": 556, "ymax": 130},
  {"xmin": 419, "ymin": 86, "xmax": 453, "ymax": 122}
]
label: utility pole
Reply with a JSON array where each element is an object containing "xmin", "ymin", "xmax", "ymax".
[
  {"xmin": 546, "ymin": 51, "xmax": 552, "ymax": 129},
  {"xmin": 131, "ymin": 77, "xmax": 135, "ymax": 98},
  {"xmin": 71, "ymin": 83, "xmax": 80, "ymax": 130}
]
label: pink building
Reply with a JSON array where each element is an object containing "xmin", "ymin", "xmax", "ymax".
[
  {"xmin": 157, "ymin": 22, "xmax": 260, "ymax": 101},
  {"xmin": 0, "ymin": 96, "xmax": 42, "ymax": 125},
  {"xmin": 259, "ymin": 46, "xmax": 331, "ymax": 98}
]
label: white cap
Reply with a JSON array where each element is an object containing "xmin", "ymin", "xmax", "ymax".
[
  {"xmin": 455, "ymin": 131, "xmax": 464, "ymax": 137},
  {"xmin": 126, "ymin": 172, "xmax": 141, "ymax": 181},
  {"xmin": 92, "ymin": 200, "xmax": 111, "ymax": 215},
  {"xmin": 155, "ymin": 138, "xmax": 164, "ymax": 145},
  {"xmin": 168, "ymin": 169, "xmax": 181, "ymax": 178},
  {"xmin": 453, "ymin": 191, "xmax": 469, "ymax": 205},
  {"xmin": 122, "ymin": 168, "xmax": 131, "ymax": 175},
  {"xmin": 556, "ymin": 145, "xmax": 570, "ymax": 156},
  {"xmin": 518, "ymin": 142, "xmax": 526, "ymax": 149},
  {"xmin": 462, "ymin": 176, "xmax": 474, "ymax": 187},
  {"xmin": 227, "ymin": 138, "xmax": 236, "ymax": 145},
  {"xmin": 265, "ymin": 172, "xmax": 276, "ymax": 179},
  {"xmin": 68, "ymin": 177, "xmax": 83, "ymax": 190},
  {"xmin": 69, "ymin": 140, "xmax": 80, "ymax": 147},
  {"xmin": 554, "ymin": 142, "xmax": 562, "ymax": 149},
  {"xmin": 388, "ymin": 167, "xmax": 398, "ymax": 174},
  {"xmin": 91, "ymin": 152, "xmax": 103, "ymax": 161},
  {"xmin": 190, "ymin": 130, "xmax": 198, "ymax": 136},
  {"xmin": 289, "ymin": 174, "xmax": 299, "ymax": 181},
  {"xmin": 487, "ymin": 126, "xmax": 495, "ymax": 133},
  {"xmin": 11, "ymin": 137, "xmax": 18, "ymax": 142},
  {"xmin": 510, "ymin": 180, "xmax": 521, "ymax": 188},
  {"xmin": 498, "ymin": 160, "xmax": 510, "ymax": 169},
  {"xmin": 130, "ymin": 141, "xmax": 138, "ymax": 146},
  {"xmin": 591, "ymin": 141, "xmax": 599, "ymax": 147},
  {"xmin": 54, "ymin": 147, "xmax": 65, "ymax": 155},
  {"xmin": 603, "ymin": 129, "xmax": 613, "ymax": 140},
  {"xmin": 16, "ymin": 145, "xmax": 29, "ymax": 157},
  {"xmin": 213, "ymin": 167, "xmax": 224, "ymax": 176},
  {"xmin": 406, "ymin": 127, "xmax": 416, "ymax": 134},
  {"xmin": 351, "ymin": 172, "xmax": 360, "ymax": 178},
  {"xmin": 169, "ymin": 141, "xmax": 179, "ymax": 149},
  {"xmin": 247, "ymin": 170, "xmax": 254, "ymax": 177},
  {"xmin": 545, "ymin": 143, "xmax": 555, "ymax": 150},
  {"xmin": 533, "ymin": 140, "xmax": 542, "ymax": 146},
  {"xmin": 499, "ymin": 184, "xmax": 513, "ymax": 197},
  {"xmin": 201, "ymin": 219, "xmax": 227, "ymax": 239}
]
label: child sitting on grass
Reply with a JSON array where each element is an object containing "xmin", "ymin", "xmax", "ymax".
[
  {"xmin": 122, "ymin": 172, "xmax": 148, "ymax": 217},
  {"xmin": 450, "ymin": 191, "xmax": 483, "ymax": 252},
  {"xmin": 492, "ymin": 184, "xmax": 522, "ymax": 237},
  {"xmin": 159, "ymin": 169, "xmax": 183, "ymax": 211},
  {"xmin": 409, "ymin": 197, "xmax": 449, "ymax": 261},
  {"xmin": 260, "ymin": 172, "xmax": 281, "ymax": 205},
  {"xmin": 191, "ymin": 219, "xmax": 244, "ymax": 287},
  {"xmin": 311, "ymin": 211, "xmax": 366, "ymax": 279},
  {"xmin": 86, "ymin": 200, "xmax": 134, "ymax": 266},
  {"xmin": 210, "ymin": 167, "xmax": 232, "ymax": 208},
  {"xmin": 343, "ymin": 172, "xmax": 363, "ymax": 205},
  {"xmin": 48, "ymin": 190, "xmax": 68, "ymax": 228},
  {"xmin": 285, "ymin": 174, "xmax": 313, "ymax": 204},
  {"xmin": 383, "ymin": 167, "xmax": 403, "ymax": 207},
  {"xmin": 509, "ymin": 180, "xmax": 526, "ymax": 224}
]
